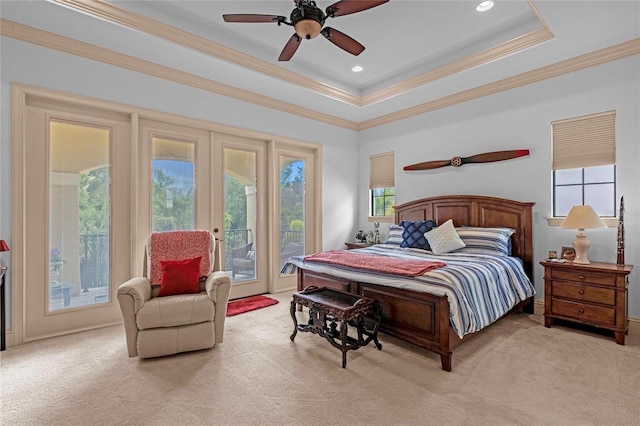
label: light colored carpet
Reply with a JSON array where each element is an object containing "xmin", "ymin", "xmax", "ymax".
[{"xmin": 1, "ymin": 291, "xmax": 639, "ymax": 426}]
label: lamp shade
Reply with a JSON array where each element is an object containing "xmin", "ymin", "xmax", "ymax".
[
  {"xmin": 560, "ymin": 205, "xmax": 607, "ymax": 231},
  {"xmin": 0, "ymin": 240, "xmax": 9, "ymax": 252}
]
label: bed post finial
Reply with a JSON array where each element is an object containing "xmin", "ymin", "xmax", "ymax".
[{"xmin": 617, "ymin": 196, "xmax": 624, "ymax": 265}]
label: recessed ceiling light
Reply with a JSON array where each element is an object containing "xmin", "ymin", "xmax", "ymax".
[
  {"xmin": 476, "ymin": 1, "xmax": 494, "ymax": 12},
  {"xmin": 352, "ymin": 65, "xmax": 364, "ymax": 73}
]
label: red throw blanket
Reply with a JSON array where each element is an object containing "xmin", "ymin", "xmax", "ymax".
[
  {"xmin": 304, "ymin": 251, "xmax": 445, "ymax": 277},
  {"xmin": 149, "ymin": 230, "xmax": 212, "ymax": 285}
]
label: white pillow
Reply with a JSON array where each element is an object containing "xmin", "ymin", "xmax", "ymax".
[{"xmin": 424, "ymin": 219, "xmax": 466, "ymax": 254}]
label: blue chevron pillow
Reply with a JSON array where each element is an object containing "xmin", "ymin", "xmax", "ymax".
[{"xmin": 400, "ymin": 220, "xmax": 437, "ymax": 250}]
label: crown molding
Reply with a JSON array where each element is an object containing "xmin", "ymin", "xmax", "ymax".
[
  {"xmin": 2, "ymin": 18, "xmax": 638, "ymax": 131},
  {"xmin": 361, "ymin": 26, "xmax": 554, "ymax": 106},
  {"xmin": 357, "ymin": 38, "xmax": 640, "ymax": 130},
  {"xmin": 51, "ymin": 0, "xmax": 361, "ymax": 107},
  {"xmin": 361, "ymin": 0, "xmax": 554, "ymax": 105},
  {"xmin": 50, "ymin": 0, "xmax": 554, "ymax": 107},
  {"xmin": 0, "ymin": 19, "xmax": 358, "ymax": 131}
]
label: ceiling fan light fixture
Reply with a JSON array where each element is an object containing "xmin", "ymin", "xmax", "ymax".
[
  {"xmin": 294, "ymin": 19, "xmax": 322, "ymax": 39},
  {"xmin": 223, "ymin": 0, "xmax": 389, "ymax": 60},
  {"xmin": 476, "ymin": 1, "xmax": 494, "ymax": 12}
]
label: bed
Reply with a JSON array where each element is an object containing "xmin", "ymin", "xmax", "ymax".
[{"xmin": 287, "ymin": 195, "xmax": 535, "ymax": 371}]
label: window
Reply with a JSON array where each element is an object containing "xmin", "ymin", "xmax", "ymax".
[
  {"xmin": 369, "ymin": 152, "xmax": 394, "ymax": 218},
  {"xmin": 553, "ymin": 166, "xmax": 616, "ymax": 216},
  {"xmin": 552, "ymin": 111, "xmax": 616, "ymax": 217},
  {"xmin": 371, "ymin": 187, "xmax": 395, "ymax": 217}
]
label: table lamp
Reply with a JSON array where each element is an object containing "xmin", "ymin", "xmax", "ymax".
[
  {"xmin": 0, "ymin": 240, "xmax": 9, "ymax": 267},
  {"xmin": 560, "ymin": 205, "xmax": 607, "ymax": 264}
]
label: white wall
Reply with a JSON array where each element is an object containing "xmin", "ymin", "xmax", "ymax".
[
  {"xmin": 0, "ymin": 38, "xmax": 359, "ymax": 324},
  {"xmin": 358, "ymin": 55, "xmax": 640, "ymax": 316}
]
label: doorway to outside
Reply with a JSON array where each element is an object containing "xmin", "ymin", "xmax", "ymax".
[
  {"xmin": 223, "ymin": 146, "xmax": 261, "ymax": 292},
  {"xmin": 13, "ymin": 85, "xmax": 320, "ymax": 345}
]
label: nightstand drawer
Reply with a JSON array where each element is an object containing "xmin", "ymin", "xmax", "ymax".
[
  {"xmin": 551, "ymin": 299, "xmax": 615, "ymax": 325},
  {"xmin": 550, "ymin": 269, "xmax": 616, "ymax": 287},
  {"xmin": 551, "ymin": 281, "xmax": 616, "ymax": 305}
]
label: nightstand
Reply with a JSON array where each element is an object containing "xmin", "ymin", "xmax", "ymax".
[
  {"xmin": 344, "ymin": 242, "xmax": 368, "ymax": 250},
  {"xmin": 541, "ymin": 260, "xmax": 633, "ymax": 344}
]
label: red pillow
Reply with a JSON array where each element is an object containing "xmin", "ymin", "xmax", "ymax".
[{"xmin": 157, "ymin": 257, "xmax": 202, "ymax": 297}]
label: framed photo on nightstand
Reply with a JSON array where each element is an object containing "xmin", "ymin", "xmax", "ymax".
[{"xmin": 561, "ymin": 246, "xmax": 576, "ymax": 261}]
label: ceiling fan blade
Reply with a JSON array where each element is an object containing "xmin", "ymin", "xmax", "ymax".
[
  {"xmin": 326, "ymin": 0, "xmax": 389, "ymax": 17},
  {"xmin": 404, "ymin": 150, "xmax": 529, "ymax": 171},
  {"xmin": 321, "ymin": 27, "xmax": 364, "ymax": 56},
  {"xmin": 278, "ymin": 34, "xmax": 302, "ymax": 61},
  {"xmin": 223, "ymin": 14, "xmax": 283, "ymax": 23}
]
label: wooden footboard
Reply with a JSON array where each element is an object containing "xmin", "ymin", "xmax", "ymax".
[
  {"xmin": 298, "ymin": 269, "xmax": 534, "ymax": 371},
  {"xmin": 359, "ymin": 282, "xmax": 454, "ymax": 371},
  {"xmin": 298, "ymin": 269, "xmax": 456, "ymax": 371}
]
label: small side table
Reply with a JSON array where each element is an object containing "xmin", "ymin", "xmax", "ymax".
[
  {"xmin": 1, "ymin": 266, "xmax": 7, "ymax": 351},
  {"xmin": 290, "ymin": 286, "xmax": 382, "ymax": 368},
  {"xmin": 541, "ymin": 260, "xmax": 633, "ymax": 344}
]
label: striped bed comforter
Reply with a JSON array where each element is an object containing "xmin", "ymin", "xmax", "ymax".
[{"xmin": 282, "ymin": 245, "xmax": 536, "ymax": 338}]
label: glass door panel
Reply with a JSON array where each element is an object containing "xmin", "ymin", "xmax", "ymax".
[
  {"xmin": 279, "ymin": 156, "xmax": 305, "ymax": 270},
  {"xmin": 224, "ymin": 148, "xmax": 257, "ymax": 282},
  {"xmin": 49, "ymin": 120, "xmax": 110, "ymax": 311},
  {"xmin": 152, "ymin": 137, "xmax": 195, "ymax": 231}
]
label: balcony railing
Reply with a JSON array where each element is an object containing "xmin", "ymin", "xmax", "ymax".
[
  {"xmin": 224, "ymin": 228, "xmax": 303, "ymax": 270},
  {"xmin": 79, "ymin": 230, "xmax": 306, "ymax": 287},
  {"xmin": 80, "ymin": 233, "xmax": 109, "ymax": 291}
]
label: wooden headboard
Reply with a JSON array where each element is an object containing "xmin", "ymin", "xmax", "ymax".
[{"xmin": 394, "ymin": 195, "xmax": 535, "ymax": 279}]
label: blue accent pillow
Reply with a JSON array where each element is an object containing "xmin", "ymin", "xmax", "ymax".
[{"xmin": 400, "ymin": 220, "xmax": 437, "ymax": 250}]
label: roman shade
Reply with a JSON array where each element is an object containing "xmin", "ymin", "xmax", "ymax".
[
  {"xmin": 369, "ymin": 152, "xmax": 394, "ymax": 189},
  {"xmin": 552, "ymin": 111, "xmax": 615, "ymax": 170}
]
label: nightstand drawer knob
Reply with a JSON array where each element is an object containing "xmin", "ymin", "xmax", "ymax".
[
  {"xmin": 579, "ymin": 289, "xmax": 585, "ymax": 295},
  {"xmin": 578, "ymin": 275, "xmax": 585, "ymax": 280},
  {"xmin": 578, "ymin": 308, "xmax": 585, "ymax": 314}
]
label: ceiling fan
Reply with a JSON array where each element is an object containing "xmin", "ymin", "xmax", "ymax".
[{"xmin": 223, "ymin": 0, "xmax": 389, "ymax": 61}]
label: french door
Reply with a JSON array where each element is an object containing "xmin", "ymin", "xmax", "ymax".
[
  {"xmin": 271, "ymin": 147, "xmax": 318, "ymax": 293},
  {"xmin": 135, "ymin": 119, "xmax": 212, "ymax": 271},
  {"xmin": 138, "ymin": 122, "xmax": 268, "ymax": 299},
  {"xmin": 215, "ymin": 133, "xmax": 268, "ymax": 299},
  {"xmin": 22, "ymin": 105, "xmax": 130, "ymax": 341},
  {"xmin": 13, "ymin": 86, "xmax": 319, "ymax": 345}
]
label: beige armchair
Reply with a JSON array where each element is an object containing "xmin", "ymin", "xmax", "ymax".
[{"xmin": 117, "ymin": 230, "xmax": 230, "ymax": 358}]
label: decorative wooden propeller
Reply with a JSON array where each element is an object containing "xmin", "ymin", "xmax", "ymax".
[{"xmin": 403, "ymin": 149, "xmax": 530, "ymax": 171}]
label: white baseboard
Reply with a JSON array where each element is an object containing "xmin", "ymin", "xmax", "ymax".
[{"xmin": 533, "ymin": 298, "xmax": 639, "ymax": 336}]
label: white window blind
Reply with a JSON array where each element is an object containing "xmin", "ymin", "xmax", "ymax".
[
  {"xmin": 552, "ymin": 111, "xmax": 616, "ymax": 170},
  {"xmin": 369, "ymin": 152, "xmax": 394, "ymax": 189}
]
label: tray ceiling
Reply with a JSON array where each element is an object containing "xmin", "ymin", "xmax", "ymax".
[{"xmin": 1, "ymin": 0, "xmax": 638, "ymax": 129}]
